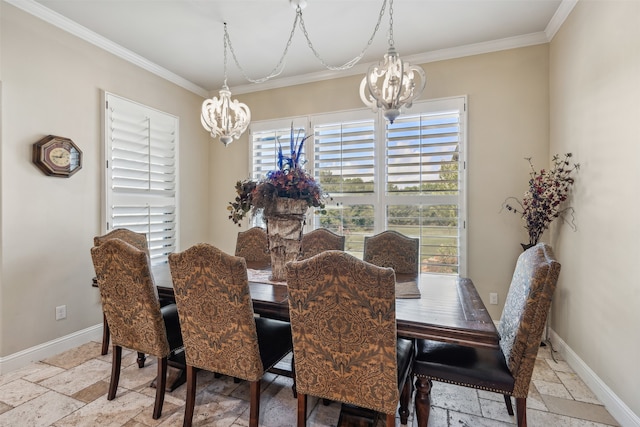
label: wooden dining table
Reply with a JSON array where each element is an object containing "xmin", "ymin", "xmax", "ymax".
[{"xmin": 152, "ymin": 262, "xmax": 499, "ymax": 349}]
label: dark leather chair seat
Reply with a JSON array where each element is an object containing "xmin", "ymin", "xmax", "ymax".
[
  {"xmin": 160, "ymin": 304, "xmax": 184, "ymax": 351},
  {"xmin": 397, "ymin": 337, "xmax": 414, "ymax": 386},
  {"xmin": 414, "ymin": 339, "xmax": 514, "ymax": 393},
  {"xmin": 255, "ymin": 317, "xmax": 293, "ymax": 369}
]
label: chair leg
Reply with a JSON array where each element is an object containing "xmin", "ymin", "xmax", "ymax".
[
  {"xmin": 152, "ymin": 356, "xmax": 168, "ymax": 419},
  {"xmin": 399, "ymin": 371, "xmax": 412, "ymax": 425},
  {"xmin": 504, "ymin": 394, "xmax": 514, "ymax": 415},
  {"xmin": 297, "ymin": 392, "xmax": 307, "ymax": 427},
  {"xmin": 249, "ymin": 380, "xmax": 261, "ymax": 427},
  {"xmin": 107, "ymin": 345, "xmax": 122, "ymax": 400},
  {"xmin": 101, "ymin": 314, "xmax": 110, "ymax": 355},
  {"xmin": 385, "ymin": 413, "xmax": 395, "ymax": 427},
  {"xmin": 183, "ymin": 365, "xmax": 197, "ymax": 427},
  {"xmin": 291, "ymin": 352, "xmax": 297, "ymax": 398},
  {"xmin": 414, "ymin": 376, "xmax": 432, "ymax": 427},
  {"xmin": 515, "ymin": 397, "xmax": 527, "ymax": 427},
  {"xmin": 137, "ymin": 352, "xmax": 147, "ymax": 368}
]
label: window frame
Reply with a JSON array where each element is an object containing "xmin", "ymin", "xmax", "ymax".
[{"xmin": 248, "ymin": 96, "xmax": 467, "ymax": 275}]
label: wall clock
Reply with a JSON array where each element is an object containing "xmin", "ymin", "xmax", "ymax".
[{"xmin": 32, "ymin": 135, "xmax": 82, "ymax": 177}]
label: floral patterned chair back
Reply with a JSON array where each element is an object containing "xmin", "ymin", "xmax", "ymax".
[
  {"xmin": 498, "ymin": 242, "xmax": 561, "ymax": 397},
  {"xmin": 90, "ymin": 238, "xmax": 181, "ymax": 419},
  {"xmin": 169, "ymin": 243, "xmax": 263, "ymax": 379},
  {"xmin": 286, "ymin": 250, "xmax": 412, "ymax": 427},
  {"xmin": 94, "ymin": 228, "xmax": 152, "ymax": 356},
  {"xmin": 94, "ymin": 228, "xmax": 148, "ymax": 254},
  {"xmin": 235, "ymin": 226, "xmax": 270, "ymax": 268},
  {"xmin": 299, "ymin": 228, "xmax": 345, "ymax": 260},
  {"xmin": 169, "ymin": 243, "xmax": 293, "ymax": 427},
  {"xmin": 363, "ymin": 230, "xmax": 419, "ymax": 275}
]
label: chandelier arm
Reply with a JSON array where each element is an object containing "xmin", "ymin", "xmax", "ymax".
[
  {"xmin": 297, "ymin": 0, "xmax": 387, "ymax": 71},
  {"xmin": 224, "ymin": 12, "xmax": 300, "ymax": 84}
]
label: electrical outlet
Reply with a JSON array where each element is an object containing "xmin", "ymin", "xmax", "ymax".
[
  {"xmin": 56, "ymin": 305, "xmax": 67, "ymax": 320},
  {"xmin": 489, "ymin": 293, "xmax": 498, "ymax": 305}
]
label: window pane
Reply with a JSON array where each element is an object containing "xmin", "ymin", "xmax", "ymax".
[
  {"xmin": 317, "ymin": 204, "xmax": 374, "ymax": 258},
  {"xmin": 388, "ymin": 204, "xmax": 459, "ymax": 274}
]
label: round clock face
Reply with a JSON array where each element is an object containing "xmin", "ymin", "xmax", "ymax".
[
  {"xmin": 32, "ymin": 135, "xmax": 82, "ymax": 177},
  {"xmin": 49, "ymin": 147, "xmax": 71, "ymax": 167}
]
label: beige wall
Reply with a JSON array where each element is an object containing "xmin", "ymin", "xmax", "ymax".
[
  {"xmin": 211, "ymin": 45, "xmax": 551, "ymax": 321},
  {"xmin": 550, "ymin": 0, "xmax": 640, "ymax": 418},
  {"xmin": 0, "ymin": 3, "xmax": 211, "ymax": 356}
]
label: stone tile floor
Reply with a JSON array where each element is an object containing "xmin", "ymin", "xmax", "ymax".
[{"xmin": 0, "ymin": 341, "xmax": 620, "ymax": 426}]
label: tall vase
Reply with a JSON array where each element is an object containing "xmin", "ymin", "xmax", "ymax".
[{"xmin": 264, "ymin": 197, "xmax": 308, "ymax": 281}]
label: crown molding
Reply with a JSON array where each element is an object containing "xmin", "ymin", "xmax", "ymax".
[
  {"xmin": 7, "ymin": 0, "xmax": 576, "ymax": 99},
  {"xmin": 231, "ymin": 31, "xmax": 550, "ymax": 95},
  {"xmin": 546, "ymin": 0, "xmax": 579, "ymax": 40}
]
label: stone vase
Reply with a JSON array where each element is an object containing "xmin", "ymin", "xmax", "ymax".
[{"xmin": 264, "ymin": 197, "xmax": 308, "ymax": 281}]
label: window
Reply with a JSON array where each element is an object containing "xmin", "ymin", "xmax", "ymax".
[
  {"xmin": 249, "ymin": 97, "xmax": 466, "ymax": 275},
  {"xmin": 103, "ymin": 92, "xmax": 178, "ymax": 265}
]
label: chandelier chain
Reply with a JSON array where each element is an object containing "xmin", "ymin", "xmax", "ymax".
[
  {"xmin": 388, "ymin": 0, "xmax": 395, "ymax": 47},
  {"xmin": 222, "ymin": 0, "xmax": 388, "ymax": 84},
  {"xmin": 297, "ymin": 0, "xmax": 387, "ymax": 71},
  {"xmin": 224, "ymin": 12, "xmax": 300, "ymax": 84},
  {"xmin": 222, "ymin": 23, "xmax": 229, "ymax": 87}
]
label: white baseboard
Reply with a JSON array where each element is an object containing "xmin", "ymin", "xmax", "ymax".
[
  {"xmin": 549, "ymin": 329, "xmax": 640, "ymax": 427},
  {"xmin": 0, "ymin": 324, "xmax": 103, "ymax": 374}
]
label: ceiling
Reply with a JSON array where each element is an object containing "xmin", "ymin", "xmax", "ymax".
[{"xmin": 19, "ymin": 0, "xmax": 567, "ymax": 96}]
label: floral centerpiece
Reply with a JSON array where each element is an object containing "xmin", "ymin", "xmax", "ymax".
[
  {"xmin": 228, "ymin": 124, "xmax": 329, "ymax": 281},
  {"xmin": 228, "ymin": 126, "xmax": 327, "ymax": 226},
  {"xmin": 503, "ymin": 153, "xmax": 579, "ymax": 248}
]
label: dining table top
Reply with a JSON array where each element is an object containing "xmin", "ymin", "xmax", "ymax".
[{"xmin": 151, "ymin": 262, "xmax": 499, "ymax": 349}]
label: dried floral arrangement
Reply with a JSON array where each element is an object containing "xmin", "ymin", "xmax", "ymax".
[
  {"xmin": 503, "ymin": 153, "xmax": 579, "ymax": 246},
  {"xmin": 228, "ymin": 125, "xmax": 329, "ymax": 226}
]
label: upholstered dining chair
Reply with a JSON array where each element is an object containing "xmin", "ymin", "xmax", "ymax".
[
  {"xmin": 363, "ymin": 230, "xmax": 419, "ymax": 275},
  {"xmin": 94, "ymin": 228, "xmax": 149, "ymax": 360},
  {"xmin": 412, "ymin": 242, "xmax": 561, "ymax": 427},
  {"xmin": 90, "ymin": 239, "xmax": 183, "ymax": 420},
  {"xmin": 235, "ymin": 226, "xmax": 271, "ymax": 268},
  {"xmin": 286, "ymin": 250, "xmax": 414, "ymax": 427},
  {"xmin": 168, "ymin": 243, "xmax": 293, "ymax": 427},
  {"xmin": 299, "ymin": 228, "xmax": 345, "ymax": 260}
]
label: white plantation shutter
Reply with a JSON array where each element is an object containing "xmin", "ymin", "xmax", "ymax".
[
  {"xmin": 104, "ymin": 92, "xmax": 178, "ymax": 264},
  {"xmin": 385, "ymin": 98, "xmax": 465, "ymax": 274},
  {"xmin": 313, "ymin": 117, "xmax": 375, "ymax": 195},
  {"xmin": 310, "ymin": 112, "xmax": 377, "ymax": 255}
]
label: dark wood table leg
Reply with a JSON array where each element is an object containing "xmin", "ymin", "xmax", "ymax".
[{"xmin": 414, "ymin": 376, "xmax": 433, "ymax": 427}]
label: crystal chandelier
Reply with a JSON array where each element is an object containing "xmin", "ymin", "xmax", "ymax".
[
  {"xmin": 201, "ymin": 23, "xmax": 251, "ymax": 146},
  {"xmin": 360, "ymin": 0, "xmax": 426, "ymax": 124}
]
